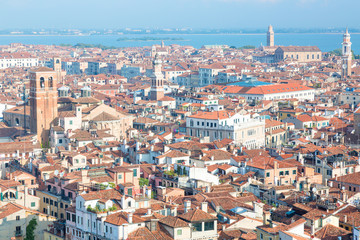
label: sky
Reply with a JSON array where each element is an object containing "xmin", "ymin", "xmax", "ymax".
[{"xmin": 0, "ymin": 0, "xmax": 359, "ymax": 29}]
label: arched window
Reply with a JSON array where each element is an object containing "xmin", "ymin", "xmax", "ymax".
[
  {"xmin": 49, "ymin": 77, "xmax": 53, "ymax": 88},
  {"xmin": 15, "ymin": 118, "xmax": 19, "ymax": 126},
  {"xmin": 3, "ymin": 191, "xmax": 16, "ymax": 199},
  {"xmin": 56, "ymin": 59, "xmax": 60, "ymax": 64},
  {"xmin": 40, "ymin": 77, "xmax": 45, "ymax": 88}
]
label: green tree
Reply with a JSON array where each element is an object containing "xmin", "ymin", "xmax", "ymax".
[
  {"xmin": 239, "ymin": 45, "xmax": 256, "ymax": 50},
  {"xmin": 328, "ymin": 48, "xmax": 342, "ymax": 56},
  {"xmin": 25, "ymin": 218, "xmax": 37, "ymax": 240},
  {"xmin": 139, "ymin": 178, "xmax": 149, "ymax": 187}
]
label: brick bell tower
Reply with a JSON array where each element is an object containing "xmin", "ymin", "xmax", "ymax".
[{"xmin": 29, "ymin": 66, "xmax": 58, "ymax": 145}]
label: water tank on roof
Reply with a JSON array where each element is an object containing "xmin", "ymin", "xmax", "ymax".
[
  {"xmin": 81, "ymin": 85, "xmax": 92, "ymax": 97},
  {"xmin": 58, "ymin": 86, "xmax": 70, "ymax": 97}
]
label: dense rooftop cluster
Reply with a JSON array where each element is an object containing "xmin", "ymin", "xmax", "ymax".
[{"xmin": 0, "ymin": 29, "xmax": 359, "ymax": 240}]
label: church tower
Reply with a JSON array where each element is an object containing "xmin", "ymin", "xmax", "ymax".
[
  {"xmin": 149, "ymin": 54, "xmax": 164, "ymax": 101},
  {"xmin": 53, "ymin": 57, "xmax": 63, "ymax": 84},
  {"xmin": 29, "ymin": 67, "xmax": 58, "ymax": 144},
  {"xmin": 341, "ymin": 28, "xmax": 352, "ymax": 80},
  {"xmin": 267, "ymin": 25, "xmax": 274, "ymax": 47}
]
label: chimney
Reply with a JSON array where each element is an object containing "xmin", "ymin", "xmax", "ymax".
[
  {"xmin": 211, "ymin": 155, "xmax": 214, "ymax": 161},
  {"xmin": 142, "ymin": 185, "xmax": 146, "ymax": 197},
  {"xmin": 342, "ymin": 191, "xmax": 348, "ymax": 202},
  {"xmin": 121, "ymin": 196, "xmax": 125, "ymax": 208},
  {"xmin": 146, "ymin": 186, "xmax": 152, "ymax": 199},
  {"xmin": 128, "ymin": 212, "xmax": 133, "ymax": 224},
  {"xmin": 150, "ymin": 219, "xmax": 158, "ymax": 231},
  {"xmin": 268, "ymin": 219, "xmax": 273, "ymax": 228},
  {"xmin": 76, "ymin": 105, "xmax": 82, "ymax": 119},
  {"xmin": 262, "ymin": 210, "xmax": 268, "ymax": 225},
  {"xmin": 311, "ymin": 220, "xmax": 315, "ymax": 236},
  {"xmin": 216, "ymin": 206, "xmax": 220, "ymax": 213},
  {"xmin": 147, "ymin": 208, "xmax": 152, "ymax": 215},
  {"xmin": 173, "ymin": 206, "xmax": 178, "ymax": 216},
  {"xmin": 201, "ymin": 202, "xmax": 208, "ymax": 213},
  {"xmin": 274, "ymin": 161, "xmax": 278, "ymax": 171},
  {"xmin": 80, "ymin": 169, "xmax": 89, "ymax": 184},
  {"xmin": 184, "ymin": 200, "xmax": 191, "ymax": 213},
  {"xmin": 24, "ymin": 186, "xmax": 28, "ymax": 207}
]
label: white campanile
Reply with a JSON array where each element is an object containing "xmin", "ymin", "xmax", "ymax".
[{"xmin": 342, "ymin": 27, "xmax": 352, "ymax": 80}]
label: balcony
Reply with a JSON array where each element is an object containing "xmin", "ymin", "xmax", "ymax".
[{"xmin": 15, "ymin": 230, "xmax": 23, "ymax": 237}]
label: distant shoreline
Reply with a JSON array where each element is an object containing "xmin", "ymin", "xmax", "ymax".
[
  {"xmin": 0, "ymin": 32, "xmax": 358, "ymax": 37},
  {"xmin": 117, "ymin": 37, "xmax": 189, "ymax": 42}
]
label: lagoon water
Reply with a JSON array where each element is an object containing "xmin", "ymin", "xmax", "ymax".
[{"xmin": 0, "ymin": 33, "xmax": 359, "ymax": 53}]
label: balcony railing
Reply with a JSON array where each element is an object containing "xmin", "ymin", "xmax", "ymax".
[{"xmin": 316, "ymin": 200, "xmax": 337, "ymax": 210}]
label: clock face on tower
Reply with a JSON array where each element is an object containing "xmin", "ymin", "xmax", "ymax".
[{"xmin": 343, "ymin": 64, "xmax": 347, "ymax": 69}]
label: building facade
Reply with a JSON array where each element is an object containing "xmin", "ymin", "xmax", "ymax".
[
  {"xmin": 274, "ymin": 46, "xmax": 322, "ymax": 62},
  {"xmin": 186, "ymin": 111, "xmax": 265, "ymax": 148}
]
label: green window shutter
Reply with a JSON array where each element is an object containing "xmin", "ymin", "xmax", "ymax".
[{"xmin": 15, "ymin": 191, "xmax": 18, "ymax": 199}]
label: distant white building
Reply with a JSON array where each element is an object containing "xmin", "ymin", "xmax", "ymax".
[
  {"xmin": 186, "ymin": 111, "xmax": 265, "ymax": 149},
  {"xmin": 0, "ymin": 52, "xmax": 38, "ymax": 69}
]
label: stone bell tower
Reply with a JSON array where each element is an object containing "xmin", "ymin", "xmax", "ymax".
[
  {"xmin": 267, "ymin": 25, "xmax": 274, "ymax": 47},
  {"xmin": 149, "ymin": 54, "xmax": 164, "ymax": 101},
  {"xmin": 341, "ymin": 28, "xmax": 352, "ymax": 80}
]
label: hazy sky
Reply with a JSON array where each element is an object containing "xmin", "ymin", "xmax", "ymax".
[{"xmin": 0, "ymin": 0, "xmax": 358, "ymax": 29}]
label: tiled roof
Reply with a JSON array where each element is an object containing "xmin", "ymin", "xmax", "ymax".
[
  {"xmin": 314, "ymin": 224, "xmax": 352, "ymax": 240},
  {"xmin": 80, "ymin": 188, "xmax": 122, "ymax": 201},
  {"xmin": 159, "ymin": 215, "xmax": 188, "ymax": 227},
  {"xmin": 244, "ymin": 83, "xmax": 312, "ymax": 95},
  {"xmin": 0, "ymin": 203, "xmax": 23, "ymax": 219},
  {"xmin": 277, "ymin": 46, "xmax": 321, "ymax": 52},
  {"xmin": 178, "ymin": 209, "xmax": 217, "ymax": 222},
  {"xmin": 330, "ymin": 172, "xmax": 360, "ymax": 186},
  {"xmin": 157, "ymin": 150, "xmax": 189, "ymax": 159},
  {"xmin": 105, "ymin": 212, "xmax": 145, "ymax": 226},
  {"xmin": 188, "ymin": 111, "xmax": 235, "ymax": 120},
  {"xmin": 91, "ymin": 112, "xmax": 119, "ymax": 121}
]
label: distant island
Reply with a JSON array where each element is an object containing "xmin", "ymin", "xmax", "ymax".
[
  {"xmin": 59, "ymin": 43, "xmax": 118, "ymax": 50},
  {"xmin": 117, "ymin": 37, "xmax": 187, "ymax": 42}
]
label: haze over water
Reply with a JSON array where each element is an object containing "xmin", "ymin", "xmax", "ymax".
[{"xmin": 0, "ymin": 33, "xmax": 358, "ymax": 53}]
